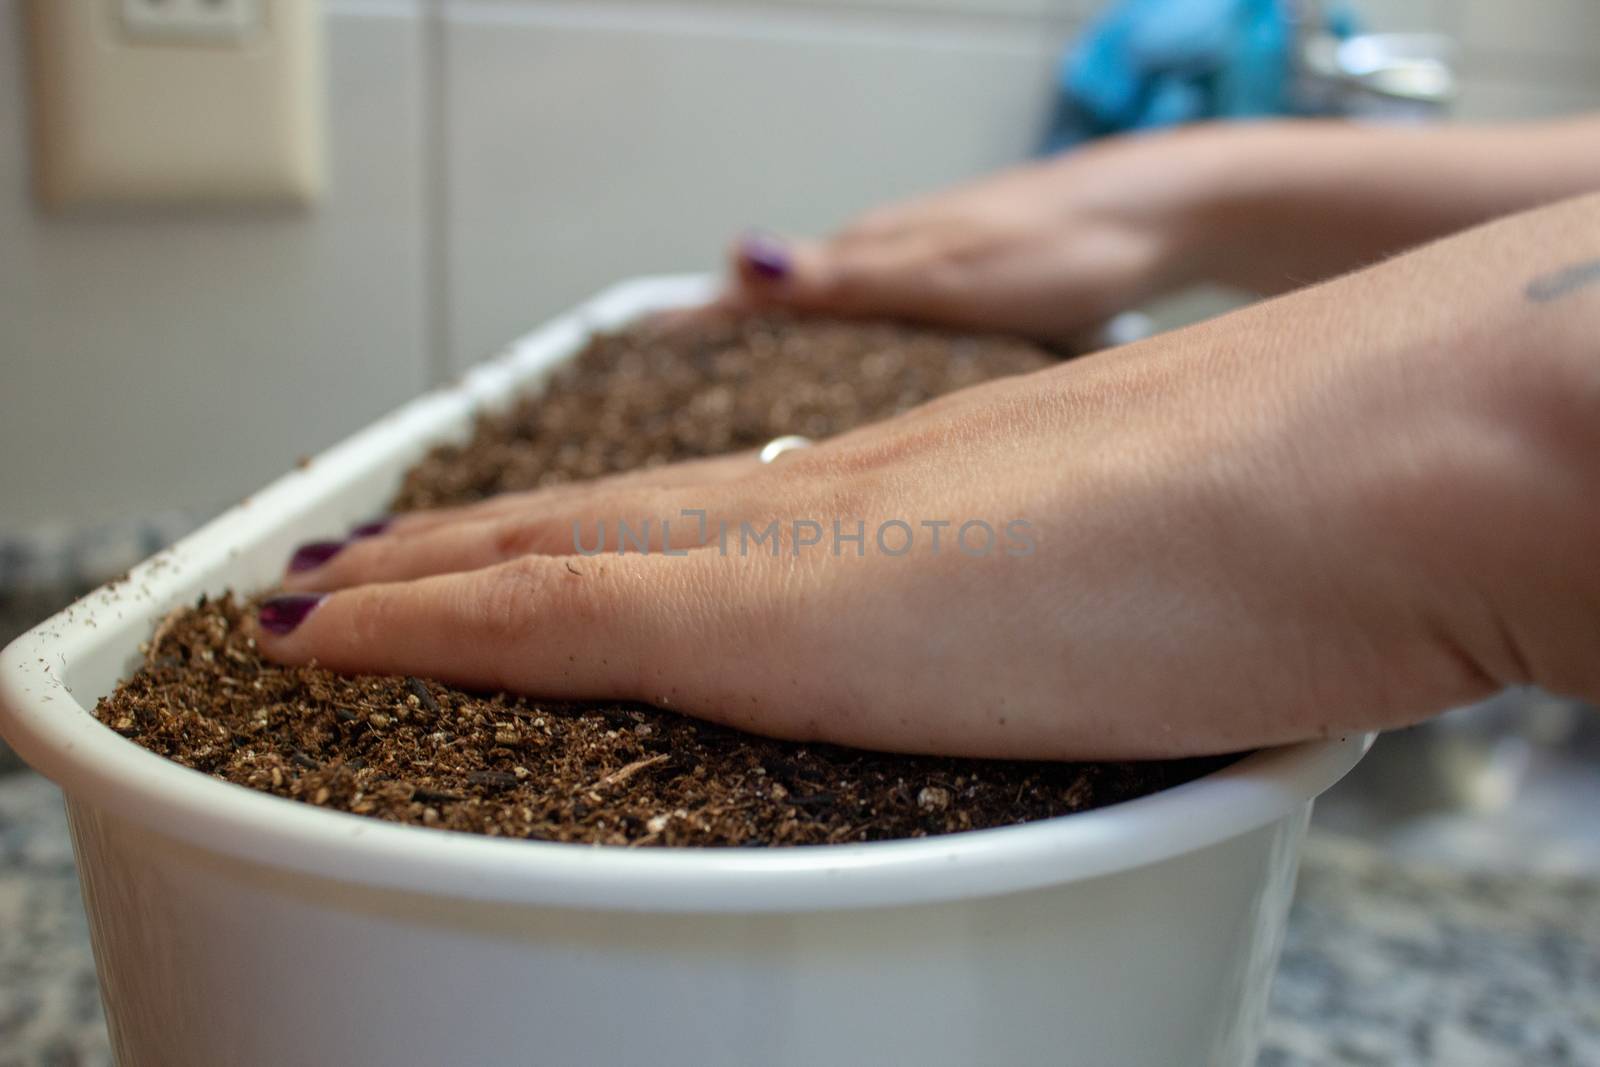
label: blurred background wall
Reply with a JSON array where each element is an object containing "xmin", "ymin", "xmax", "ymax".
[{"xmin": 3, "ymin": 0, "xmax": 1600, "ymax": 538}]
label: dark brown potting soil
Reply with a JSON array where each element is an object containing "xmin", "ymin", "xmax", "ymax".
[
  {"xmin": 96, "ymin": 313, "xmax": 1236, "ymax": 847},
  {"xmin": 391, "ymin": 312, "xmax": 1059, "ymax": 509}
]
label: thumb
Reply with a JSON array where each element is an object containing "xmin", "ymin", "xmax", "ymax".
[{"xmin": 253, "ymin": 552, "xmax": 785, "ymax": 728}]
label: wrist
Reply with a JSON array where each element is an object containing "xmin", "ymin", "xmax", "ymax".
[
  {"xmin": 1146, "ymin": 123, "xmax": 1317, "ymax": 292},
  {"xmin": 1334, "ymin": 197, "xmax": 1600, "ymax": 697}
]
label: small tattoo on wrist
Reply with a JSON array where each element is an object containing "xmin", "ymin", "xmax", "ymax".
[{"xmin": 1525, "ymin": 257, "xmax": 1600, "ymax": 303}]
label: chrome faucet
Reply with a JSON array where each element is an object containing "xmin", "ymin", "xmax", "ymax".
[{"xmin": 1288, "ymin": 0, "xmax": 1457, "ymax": 120}]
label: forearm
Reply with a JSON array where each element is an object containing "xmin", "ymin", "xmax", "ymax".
[
  {"xmin": 1203, "ymin": 190, "xmax": 1600, "ymax": 718},
  {"xmin": 1169, "ymin": 116, "xmax": 1600, "ymax": 294},
  {"xmin": 1405, "ymin": 190, "xmax": 1600, "ymax": 702}
]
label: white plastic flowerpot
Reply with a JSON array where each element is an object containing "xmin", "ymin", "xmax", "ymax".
[{"xmin": 0, "ymin": 276, "xmax": 1370, "ymax": 1067}]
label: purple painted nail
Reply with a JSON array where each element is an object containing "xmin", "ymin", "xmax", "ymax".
[
  {"xmin": 287, "ymin": 540, "xmax": 346, "ymax": 574},
  {"xmin": 349, "ymin": 517, "xmax": 392, "ymax": 539},
  {"xmin": 739, "ymin": 232, "xmax": 791, "ymax": 281},
  {"xmin": 258, "ymin": 594, "xmax": 326, "ymax": 636}
]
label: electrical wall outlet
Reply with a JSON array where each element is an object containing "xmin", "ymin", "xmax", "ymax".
[{"xmin": 26, "ymin": 0, "xmax": 324, "ymax": 209}]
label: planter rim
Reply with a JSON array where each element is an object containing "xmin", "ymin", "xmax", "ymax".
[{"xmin": 0, "ymin": 273, "xmax": 1372, "ymax": 914}]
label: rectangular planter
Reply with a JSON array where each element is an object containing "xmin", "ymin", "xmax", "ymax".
[{"xmin": 0, "ymin": 275, "xmax": 1369, "ymax": 1067}]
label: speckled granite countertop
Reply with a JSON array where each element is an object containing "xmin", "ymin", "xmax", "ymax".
[
  {"xmin": 1, "ymin": 769, "xmax": 1595, "ymax": 1067},
  {"xmin": 1264, "ymin": 834, "xmax": 1599, "ymax": 1066},
  {"xmin": 0, "ymin": 774, "xmax": 106, "ymax": 1067}
]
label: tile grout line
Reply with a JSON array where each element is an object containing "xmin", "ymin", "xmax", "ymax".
[{"xmin": 422, "ymin": 0, "xmax": 454, "ymax": 385}]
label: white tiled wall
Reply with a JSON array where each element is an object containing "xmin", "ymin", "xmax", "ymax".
[
  {"xmin": 0, "ymin": 0, "xmax": 432, "ymax": 530},
  {"xmin": 1, "ymin": 0, "xmax": 1597, "ymax": 531},
  {"xmin": 1460, "ymin": 0, "xmax": 1600, "ymax": 69},
  {"xmin": 1458, "ymin": 4, "xmax": 1600, "ymax": 120},
  {"xmin": 440, "ymin": 1, "xmax": 1072, "ymax": 371}
]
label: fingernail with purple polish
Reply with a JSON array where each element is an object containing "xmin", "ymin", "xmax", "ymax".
[
  {"xmin": 287, "ymin": 540, "xmax": 346, "ymax": 574},
  {"xmin": 349, "ymin": 517, "xmax": 392, "ymax": 539},
  {"xmin": 740, "ymin": 232, "xmax": 791, "ymax": 281},
  {"xmin": 258, "ymin": 594, "xmax": 326, "ymax": 636}
]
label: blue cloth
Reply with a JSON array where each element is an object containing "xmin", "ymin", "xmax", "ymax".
[{"xmin": 1044, "ymin": 0, "xmax": 1355, "ymax": 151}]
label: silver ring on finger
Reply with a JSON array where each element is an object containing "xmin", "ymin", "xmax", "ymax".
[{"xmin": 758, "ymin": 435, "xmax": 814, "ymax": 464}]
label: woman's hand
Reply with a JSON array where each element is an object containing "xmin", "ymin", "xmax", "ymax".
[
  {"xmin": 256, "ymin": 194, "xmax": 1600, "ymax": 759},
  {"xmin": 715, "ymin": 130, "xmax": 1220, "ymax": 347},
  {"xmin": 714, "ymin": 117, "xmax": 1600, "ymax": 345}
]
